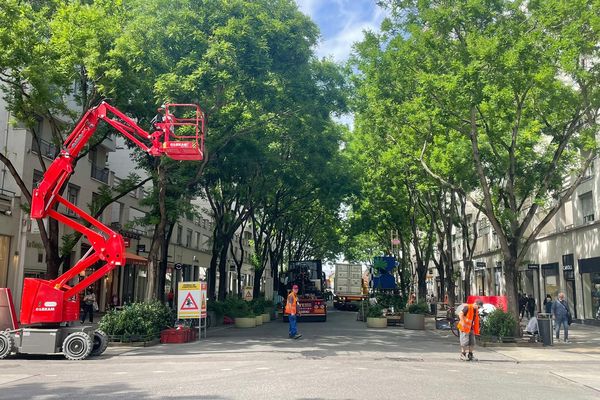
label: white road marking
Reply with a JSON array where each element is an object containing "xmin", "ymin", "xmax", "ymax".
[
  {"xmin": 447, "ymin": 369, "xmax": 459, "ymax": 372},
  {"xmin": 356, "ymin": 367, "xmax": 368, "ymax": 370},
  {"xmin": 152, "ymin": 371, "xmax": 168, "ymax": 373},
  {"xmin": 220, "ymin": 368, "xmax": 232, "ymax": 371},
  {"xmin": 256, "ymin": 367, "xmax": 270, "ymax": 370},
  {"xmin": 113, "ymin": 372, "xmax": 127, "ymax": 375},
  {"xmin": 45, "ymin": 374, "xmax": 57, "ymax": 377}
]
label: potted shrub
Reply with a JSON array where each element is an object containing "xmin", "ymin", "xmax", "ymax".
[
  {"xmin": 366, "ymin": 304, "xmax": 387, "ymax": 328},
  {"xmin": 481, "ymin": 309, "xmax": 517, "ymax": 343},
  {"xmin": 261, "ymin": 299, "xmax": 274, "ymax": 323},
  {"xmin": 404, "ymin": 301, "xmax": 428, "ymax": 330},
  {"xmin": 251, "ymin": 299, "xmax": 269, "ymax": 324},
  {"xmin": 99, "ymin": 301, "xmax": 173, "ymax": 345},
  {"xmin": 223, "ymin": 297, "xmax": 256, "ymax": 328}
]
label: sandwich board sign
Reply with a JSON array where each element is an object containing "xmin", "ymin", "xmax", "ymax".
[{"xmin": 178, "ymin": 281, "xmax": 207, "ymax": 319}]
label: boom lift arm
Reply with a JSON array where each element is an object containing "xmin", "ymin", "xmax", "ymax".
[{"xmin": 21, "ymin": 101, "xmax": 204, "ymax": 325}]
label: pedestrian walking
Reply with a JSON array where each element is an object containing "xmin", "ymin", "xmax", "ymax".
[
  {"xmin": 551, "ymin": 292, "xmax": 571, "ymax": 343},
  {"xmin": 81, "ymin": 289, "xmax": 96, "ymax": 324},
  {"xmin": 457, "ymin": 299, "xmax": 484, "ymax": 361},
  {"xmin": 285, "ymin": 284, "xmax": 302, "ymax": 339},
  {"xmin": 167, "ymin": 289, "xmax": 174, "ymax": 309},
  {"xmin": 543, "ymin": 295, "xmax": 553, "ymax": 314},
  {"xmin": 527, "ymin": 295, "xmax": 536, "ymax": 318}
]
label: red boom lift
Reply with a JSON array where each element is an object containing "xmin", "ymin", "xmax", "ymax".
[{"xmin": 0, "ymin": 102, "xmax": 204, "ymax": 360}]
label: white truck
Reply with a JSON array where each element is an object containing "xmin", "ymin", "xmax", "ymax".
[{"xmin": 333, "ymin": 263, "xmax": 366, "ymax": 310}]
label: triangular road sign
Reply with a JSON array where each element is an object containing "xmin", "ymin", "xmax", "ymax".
[{"xmin": 180, "ymin": 292, "xmax": 199, "ymax": 310}]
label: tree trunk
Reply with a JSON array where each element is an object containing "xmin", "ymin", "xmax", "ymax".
[
  {"xmin": 217, "ymin": 243, "xmax": 229, "ymax": 301},
  {"xmin": 504, "ymin": 251, "xmax": 521, "ymax": 335},
  {"xmin": 146, "ymin": 162, "xmax": 168, "ymax": 301},
  {"xmin": 253, "ymin": 271, "xmax": 263, "ymax": 299},
  {"xmin": 156, "ymin": 224, "xmax": 175, "ymax": 302}
]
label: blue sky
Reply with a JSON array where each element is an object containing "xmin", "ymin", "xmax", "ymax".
[{"xmin": 295, "ymin": 0, "xmax": 388, "ymax": 62}]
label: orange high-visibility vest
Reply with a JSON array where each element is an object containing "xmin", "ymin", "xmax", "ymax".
[
  {"xmin": 285, "ymin": 292, "xmax": 297, "ymax": 315},
  {"xmin": 457, "ymin": 304, "xmax": 480, "ymax": 335}
]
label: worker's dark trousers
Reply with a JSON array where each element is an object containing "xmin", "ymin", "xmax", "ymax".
[{"xmin": 81, "ymin": 304, "xmax": 94, "ymax": 323}]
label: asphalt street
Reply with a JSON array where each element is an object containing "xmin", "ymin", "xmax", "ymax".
[{"xmin": 1, "ymin": 310, "xmax": 599, "ymax": 399}]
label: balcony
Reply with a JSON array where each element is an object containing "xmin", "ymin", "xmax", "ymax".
[
  {"xmin": 583, "ymin": 214, "xmax": 595, "ymax": 223},
  {"xmin": 91, "ymin": 164, "xmax": 109, "ymax": 184},
  {"xmin": 31, "ymin": 138, "xmax": 58, "ymax": 159}
]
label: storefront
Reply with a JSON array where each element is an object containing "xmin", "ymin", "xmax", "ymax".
[
  {"xmin": 578, "ymin": 257, "xmax": 600, "ymax": 321},
  {"xmin": 120, "ymin": 252, "xmax": 148, "ymax": 305},
  {"xmin": 562, "ymin": 254, "xmax": 578, "ymax": 318},
  {"xmin": 519, "ymin": 264, "xmax": 540, "ymax": 302},
  {"xmin": 474, "ymin": 261, "xmax": 487, "ymax": 296},
  {"xmin": 541, "ymin": 262, "xmax": 559, "ymax": 299}
]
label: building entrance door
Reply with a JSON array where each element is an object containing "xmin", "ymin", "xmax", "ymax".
[{"xmin": 565, "ymin": 279, "xmax": 577, "ymax": 319}]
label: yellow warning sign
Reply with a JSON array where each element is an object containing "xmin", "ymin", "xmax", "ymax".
[{"xmin": 177, "ymin": 281, "xmax": 207, "ymax": 319}]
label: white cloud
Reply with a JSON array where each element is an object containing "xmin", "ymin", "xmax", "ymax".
[{"xmin": 296, "ymin": 0, "xmax": 388, "ymax": 62}]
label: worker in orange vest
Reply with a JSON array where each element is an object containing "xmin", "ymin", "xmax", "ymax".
[
  {"xmin": 457, "ymin": 299, "xmax": 484, "ymax": 361},
  {"xmin": 285, "ymin": 285, "xmax": 302, "ymax": 339}
]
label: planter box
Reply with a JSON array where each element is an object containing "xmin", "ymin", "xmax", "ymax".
[
  {"xmin": 386, "ymin": 313, "xmax": 404, "ymax": 326},
  {"xmin": 262, "ymin": 313, "xmax": 270, "ymax": 323},
  {"xmin": 404, "ymin": 313, "xmax": 425, "ymax": 330},
  {"xmin": 255, "ymin": 315, "xmax": 263, "ymax": 326},
  {"xmin": 160, "ymin": 328, "xmax": 191, "ymax": 344},
  {"xmin": 366, "ymin": 317, "xmax": 388, "ymax": 328},
  {"xmin": 235, "ymin": 317, "xmax": 256, "ymax": 328}
]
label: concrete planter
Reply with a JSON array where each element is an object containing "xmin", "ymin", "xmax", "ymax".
[
  {"xmin": 255, "ymin": 315, "xmax": 263, "ymax": 326},
  {"xmin": 366, "ymin": 317, "xmax": 388, "ymax": 328},
  {"xmin": 235, "ymin": 317, "xmax": 256, "ymax": 328},
  {"xmin": 262, "ymin": 313, "xmax": 271, "ymax": 323},
  {"xmin": 404, "ymin": 313, "xmax": 425, "ymax": 330}
]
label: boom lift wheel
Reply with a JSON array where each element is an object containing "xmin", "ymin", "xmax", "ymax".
[
  {"xmin": 62, "ymin": 331, "xmax": 93, "ymax": 361},
  {"xmin": 90, "ymin": 330, "xmax": 109, "ymax": 357},
  {"xmin": 0, "ymin": 331, "xmax": 14, "ymax": 359}
]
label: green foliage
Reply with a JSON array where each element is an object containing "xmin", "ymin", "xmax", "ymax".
[
  {"xmin": 407, "ymin": 301, "xmax": 429, "ymax": 315},
  {"xmin": 375, "ymin": 293, "xmax": 406, "ymax": 311},
  {"xmin": 98, "ymin": 301, "xmax": 174, "ymax": 339},
  {"xmin": 250, "ymin": 298, "xmax": 266, "ymax": 315},
  {"xmin": 481, "ymin": 309, "xmax": 518, "ymax": 338},
  {"xmin": 222, "ymin": 296, "xmax": 254, "ymax": 318},
  {"xmin": 367, "ymin": 303, "xmax": 385, "ymax": 318}
]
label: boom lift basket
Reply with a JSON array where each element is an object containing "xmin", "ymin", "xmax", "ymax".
[{"xmin": 160, "ymin": 104, "xmax": 205, "ymax": 161}]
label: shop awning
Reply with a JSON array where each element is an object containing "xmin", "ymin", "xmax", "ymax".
[{"xmin": 124, "ymin": 252, "xmax": 148, "ymax": 266}]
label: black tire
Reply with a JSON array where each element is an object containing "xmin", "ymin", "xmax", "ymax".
[
  {"xmin": 0, "ymin": 331, "xmax": 14, "ymax": 359},
  {"xmin": 451, "ymin": 321, "xmax": 459, "ymax": 337},
  {"xmin": 90, "ymin": 330, "xmax": 109, "ymax": 357},
  {"xmin": 62, "ymin": 331, "xmax": 93, "ymax": 361}
]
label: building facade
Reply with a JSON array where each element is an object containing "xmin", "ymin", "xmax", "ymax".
[{"xmin": 449, "ymin": 159, "xmax": 600, "ymax": 323}]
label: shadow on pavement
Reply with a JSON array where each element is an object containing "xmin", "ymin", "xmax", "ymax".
[{"xmin": 0, "ymin": 381, "xmax": 232, "ymax": 400}]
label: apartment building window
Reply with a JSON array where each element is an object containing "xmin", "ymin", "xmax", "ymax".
[
  {"xmin": 32, "ymin": 170, "xmax": 44, "ymax": 190},
  {"xmin": 91, "ymin": 192, "xmax": 102, "ymax": 222},
  {"xmin": 111, "ymin": 202, "xmax": 123, "ymax": 226},
  {"xmin": 580, "ymin": 191, "xmax": 594, "ymax": 223},
  {"xmin": 186, "ymin": 229, "xmax": 192, "ymax": 248},
  {"xmin": 195, "ymin": 231, "xmax": 201, "ymax": 249},
  {"xmin": 202, "ymin": 234, "xmax": 210, "ymax": 251},
  {"xmin": 176, "ymin": 225, "xmax": 183, "ymax": 245},
  {"xmin": 66, "ymin": 184, "xmax": 80, "ymax": 216}
]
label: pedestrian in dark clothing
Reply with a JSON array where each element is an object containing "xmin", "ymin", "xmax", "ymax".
[
  {"xmin": 519, "ymin": 294, "xmax": 527, "ymax": 319},
  {"xmin": 543, "ymin": 295, "xmax": 553, "ymax": 314},
  {"xmin": 80, "ymin": 289, "xmax": 96, "ymax": 324},
  {"xmin": 527, "ymin": 295, "xmax": 536, "ymax": 318}
]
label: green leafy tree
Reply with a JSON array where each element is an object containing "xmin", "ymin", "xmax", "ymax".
[{"xmin": 355, "ymin": 0, "xmax": 599, "ymax": 324}]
